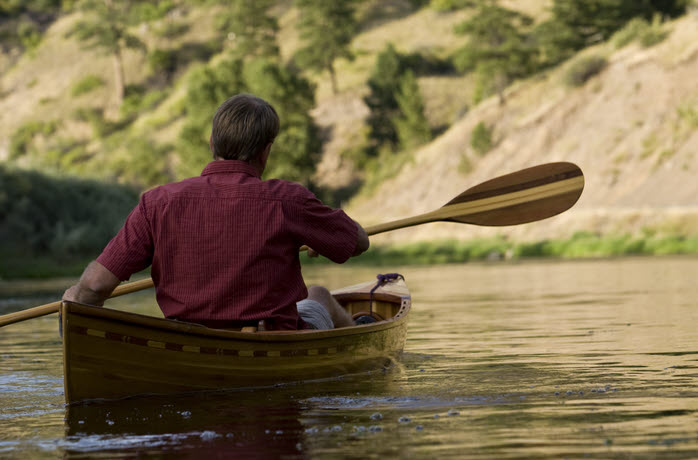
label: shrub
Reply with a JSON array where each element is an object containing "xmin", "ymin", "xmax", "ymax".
[
  {"xmin": 154, "ymin": 21, "xmax": 190, "ymax": 39},
  {"xmin": 612, "ymin": 16, "xmax": 668, "ymax": 49},
  {"xmin": 105, "ymin": 135, "xmax": 173, "ymax": 188},
  {"xmin": 148, "ymin": 48, "xmax": 178, "ymax": 81},
  {"xmin": 72, "ymin": 74, "xmax": 105, "ymax": 96},
  {"xmin": 458, "ymin": 153, "xmax": 472, "ymax": 175},
  {"xmin": 17, "ymin": 19, "xmax": 42, "ymax": 51},
  {"xmin": 0, "ymin": 165, "xmax": 139, "ymax": 265},
  {"xmin": 129, "ymin": 0, "xmax": 175, "ymax": 22},
  {"xmin": 613, "ymin": 17, "xmax": 650, "ymax": 48},
  {"xmin": 677, "ymin": 103, "xmax": 698, "ymax": 127},
  {"xmin": 470, "ymin": 121, "xmax": 493, "ymax": 155},
  {"xmin": 121, "ymin": 87, "xmax": 169, "ymax": 117},
  {"xmin": 639, "ymin": 18, "xmax": 669, "ymax": 47},
  {"xmin": 9, "ymin": 120, "xmax": 59, "ymax": 159},
  {"xmin": 72, "ymin": 107, "xmax": 116, "ymax": 138},
  {"xmin": 401, "ymin": 50, "xmax": 455, "ymax": 76},
  {"xmin": 564, "ymin": 55, "xmax": 607, "ymax": 87},
  {"xmin": 430, "ymin": 0, "xmax": 474, "ymax": 11}
]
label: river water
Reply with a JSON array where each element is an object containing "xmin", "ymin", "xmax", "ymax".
[{"xmin": 1, "ymin": 257, "xmax": 697, "ymax": 459}]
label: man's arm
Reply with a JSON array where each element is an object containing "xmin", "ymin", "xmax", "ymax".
[
  {"xmin": 308, "ymin": 219, "xmax": 369, "ymax": 259},
  {"xmin": 62, "ymin": 261, "xmax": 121, "ymax": 306}
]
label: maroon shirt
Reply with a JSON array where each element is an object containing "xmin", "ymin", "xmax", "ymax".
[{"xmin": 97, "ymin": 160, "xmax": 358, "ymax": 330}]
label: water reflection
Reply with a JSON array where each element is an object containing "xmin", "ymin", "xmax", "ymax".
[
  {"xmin": 63, "ymin": 391, "xmax": 307, "ymax": 458},
  {"xmin": 57, "ymin": 366, "xmax": 409, "ymax": 458},
  {"xmin": 1, "ymin": 258, "xmax": 698, "ymax": 458}
]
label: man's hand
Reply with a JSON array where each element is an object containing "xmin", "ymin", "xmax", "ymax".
[
  {"xmin": 62, "ymin": 284, "xmax": 82, "ymax": 303},
  {"xmin": 62, "ymin": 261, "xmax": 120, "ymax": 306},
  {"xmin": 353, "ymin": 221, "xmax": 369, "ymax": 257},
  {"xmin": 307, "ymin": 247, "xmax": 320, "ymax": 258}
]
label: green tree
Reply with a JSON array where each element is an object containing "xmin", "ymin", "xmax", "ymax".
[
  {"xmin": 548, "ymin": 0, "xmax": 650, "ymax": 50},
  {"xmin": 69, "ymin": 0, "xmax": 146, "ymax": 109},
  {"xmin": 0, "ymin": 0, "xmax": 62, "ymax": 17},
  {"xmin": 393, "ymin": 71, "xmax": 431, "ymax": 150},
  {"xmin": 364, "ymin": 43, "xmax": 405, "ymax": 152},
  {"xmin": 0, "ymin": 164, "xmax": 138, "ymax": 265},
  {"xmin": 215, "ymin": 0, "xmax": 279, "ymax": 59},
  {"xmin": 244, "ymin": 58, "xmax": 322, "ymax": 186},
  {"xmin": 177, "ymin": 58, "xmax": 247, "ymax": 179},
  {"xmin": 647, "ymin": 0, "xmax": 689, "ymax": 17},
  {"xmin": 364, "ymin": 44, "xmax": 432, "ymax": 155},
  {"xmin": 176, "ymin": 57, "xmax": 323, "ymax": 187},
  {"xmin": 535, "ymin": 0, "xmax": 688, "ymax": 67},
  {"xmin": 453, "ymin": 0, "xmax": 536, "ymax": 104},
  {"xmin": 294, "ymin": 0, "xmax": 364, "ymax": 94},
  {"xmin": 0, "ymin": 0, "xmax": 63, "ymax": 52}
]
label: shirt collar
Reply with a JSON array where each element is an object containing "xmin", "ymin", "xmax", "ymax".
[{"xmin": 201, "ymin": 160, "xmax": 261, "ymax": 178}]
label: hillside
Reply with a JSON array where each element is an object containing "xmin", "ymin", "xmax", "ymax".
[
  {"xmin": 346, "ymin": 14, "xmax": 698, "ymax": 245},
  {"xmin": 1, "ymin": 1, "xmax": 696, "ymax": 251}
]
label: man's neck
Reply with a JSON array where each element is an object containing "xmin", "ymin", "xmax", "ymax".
[{"xmin": 213, "ymin": 156, "xmax": 265, "ymax": 176}]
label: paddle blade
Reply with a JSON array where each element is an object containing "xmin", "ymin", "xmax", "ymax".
[{"xmin": 443, "ymin": 162, "xmax": 584, "ymax": 226}]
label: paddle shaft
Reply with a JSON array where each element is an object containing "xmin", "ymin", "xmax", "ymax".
[{"xmin": 0, "ymin": 278, "xmax": 154, "ymax": 327}]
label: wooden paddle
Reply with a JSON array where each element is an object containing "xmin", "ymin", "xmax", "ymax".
[
  {"xmin": 365, "ymin": 161, "xmax": 584, "ymax": 234},
  {"xmin": 0, "ymin": 161, "xmax": 583, "ymax": 328},
  {"xmin": 0, "ymin": 278, "xmax": 155, "ymax": 328}
]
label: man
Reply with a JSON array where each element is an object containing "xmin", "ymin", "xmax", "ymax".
[{"xmin": 63, "ymin": 94, "xmax": 369, "ymax": 330}]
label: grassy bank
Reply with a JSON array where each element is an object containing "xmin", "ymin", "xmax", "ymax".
[
  {"xmin": 3, "ymin": 231, "xmax": 696, "ymax": 280},
  {"xmin": 302, "ymin": 232, "xmax": 698, "ymax": 266}
]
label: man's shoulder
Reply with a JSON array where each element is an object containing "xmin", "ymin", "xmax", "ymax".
[
  {"xmin": 139, "ymin": 176, "xmax": 203, "ymax": 202},
  {"xmin": 141, "ymin": 176, "xmax": 314, "ymax": 202},
  {"xmin": 262, "ymin": 178, "xmax": 315, "ymax": 203}
]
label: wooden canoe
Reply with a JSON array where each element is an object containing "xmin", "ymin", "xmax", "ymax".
[{"xmin": 60, "ymin": 277, "xmax": 410, "ymax": 404}]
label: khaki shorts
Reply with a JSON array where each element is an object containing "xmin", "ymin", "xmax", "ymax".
[{"xmin": 297, "ymin": 299, "xmax": 333, "ymax": 330}]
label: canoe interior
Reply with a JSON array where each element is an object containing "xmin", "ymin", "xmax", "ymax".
[{"xmin": 61, "ymin": 279, "xmax": 410, "ymax": 404}]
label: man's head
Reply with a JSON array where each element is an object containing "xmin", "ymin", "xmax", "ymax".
[{"xmin": 210, "ymin": 94, "xmax": 279, "ymax": 164}]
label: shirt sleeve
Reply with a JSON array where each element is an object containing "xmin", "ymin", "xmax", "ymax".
[
  {"xmin": 286, "ymin": 192, "xmax": 358, "ymax": 264},
  {"xmin": 96, "ymin": 196, "xmax": 154, "ymax": 281}
]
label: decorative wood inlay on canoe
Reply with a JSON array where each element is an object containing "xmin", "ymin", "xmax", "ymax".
[{"xmin": 71, "ymin": 325, "xmax": 351, "ymax": 357}]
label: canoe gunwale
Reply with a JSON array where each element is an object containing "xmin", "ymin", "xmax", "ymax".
[{"xmin": 59, "ymin": 284, "xmax": 411, "ymax": 343}]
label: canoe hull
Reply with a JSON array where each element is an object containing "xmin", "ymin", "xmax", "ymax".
[{"xmin": 61, "ymin": 279, "xmax": 410, "ymax": 403}]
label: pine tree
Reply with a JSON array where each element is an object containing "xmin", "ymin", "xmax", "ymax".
[
  {"xmin": 548, "ymin": 0, "xmax": 649, "ymax": 49},
  {"xmin": 453, "ymin": 0, "xmax": 535, "ymax": 104},
  {"xmin": 535, "ymin": 0, "xmax": 688, "ymax": 67},
  {"xmin": 294, "ymin": 0, "xmax": 364, "ymax": 94},
  {"xmin": 69, "ymin": 0, "xmax": 147, "ymax": 110},
  {"xmin": 216, "ymin": 0, "xmax": 279, "ymax": 59},
  {"xmin": 364, "ymin": 43, "xmax": 405, "ymax": 152},
  {"xmin": 393, "ymin": 71, "xmax": 431, "ymax": 150}
]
